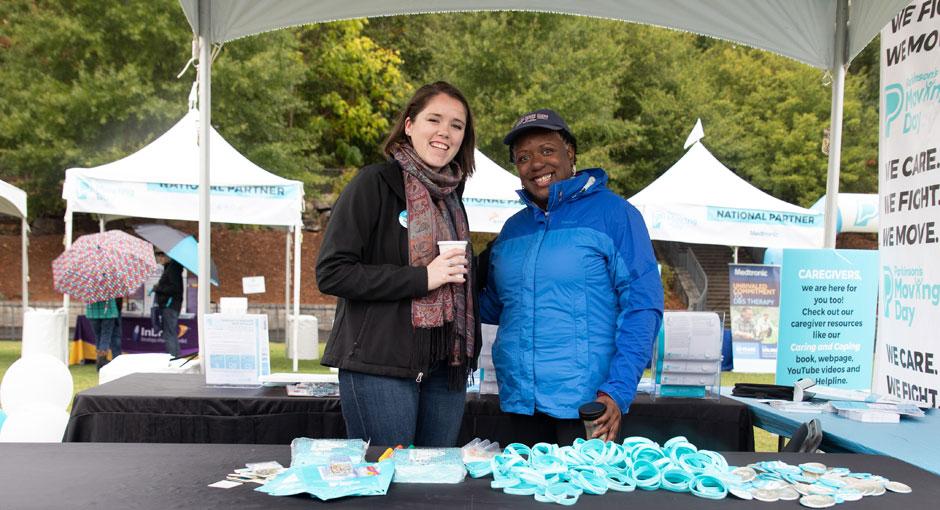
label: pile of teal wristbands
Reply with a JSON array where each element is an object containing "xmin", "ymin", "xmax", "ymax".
[
  {"xmin": 465, "ymin": 436, "xmax": 729, "ymax": 505},
  {"xmin": 464, "ymin": 436, "xmax": 908, "ymax": 506}
]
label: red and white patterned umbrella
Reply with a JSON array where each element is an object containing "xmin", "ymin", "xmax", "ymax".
[{"xmin": 52, "ymin": 230, "xmax": 160, "ymax": 303}]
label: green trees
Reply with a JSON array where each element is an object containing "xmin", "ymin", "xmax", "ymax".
[
  {"xmin": 625, "ymin": 39, "xmax": 879, "ymax": 207},
  {"xmin": 370, "ymin": 13, "xmax": 879, "ymax": 207},
  {"xmin": 1, "ymin": 6, "xmax": 881, "ymax": 218},
  {"xmin": 0, "ymin": 0, "xmax": 190, "ymax": 217},
  {"xmin": 0, "ymin": 1, "xmax": 409, "ymax": 217}
]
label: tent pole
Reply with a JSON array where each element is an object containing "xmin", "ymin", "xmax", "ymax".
[
  {"xmin": 285, "ymin": 227, "xmax": 291, "ymax": 350},
  {"xmin": 21, "ymin": 217, "xmax": 28, "ymax": 316},
  {"xmin": 98, "ymin": 217, "xmax": 105, "ymax": 233},
  {"xmin": 292, "ymin": 224, "xmax": 302, "ymax": 372},
  {"xmin": 63, "ymin": 208, "xmax": 72, "ymax": 312},
  {"xmin": 63, "ymin": 207, "xmax": 73, "ymax": 351},
  {"xmin": 823, "ymin": 0, "xmax": 849, "ymax": 249},
  {"xmin": 733, "ymin": 246, "xmax": 739, "ymax": 264},
  {"xmin": 197, "ymin": 0, "xmax": 212, "ymax": 352}
]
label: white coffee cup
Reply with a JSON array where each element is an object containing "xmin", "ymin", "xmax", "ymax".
[
  {"xmin": 437, "ymin": 240, "xmax": 468, "ymax": 255},
  {"xmin": 437, "ymin": 240, "xmax": 468, "ymax": 268}
]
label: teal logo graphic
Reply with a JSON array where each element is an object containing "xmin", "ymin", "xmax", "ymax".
[
  {"xmin": 881, "ymin": 265, "xmax": 940, "ymax": 327},
  {"xmin": 883, "ymin": 83, "xmax": 904, "ymax": 137},
  {"xmin": 882, "ymin": 266, "xmax": 894, "ymax": 319},
  {"xmin": 652, "ymin": 212, "xmax": 663, "ymax": 229},
  {"xmin": 854, "ymin": 204, "xmax": 877, "ymax": 227}
]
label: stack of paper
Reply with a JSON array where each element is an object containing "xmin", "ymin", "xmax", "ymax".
[
  {"xmin": 829, "ymin": 400, "xmax": 924, "ymax": 423},
  {"xmin": 837, "ymin": 408, "xmax": 900, "ymax": 423},
  {"xmin": 767, "ymin": 401, "xmax": 832, "ymax": 414}
]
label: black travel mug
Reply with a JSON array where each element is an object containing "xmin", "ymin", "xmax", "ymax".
[{"xmin": 578, "ymin": 401, "xmax": 606, "ymax": 439}]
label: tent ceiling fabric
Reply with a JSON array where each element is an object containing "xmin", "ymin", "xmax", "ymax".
[
  {"xmin": 0, "ymin": 178, "xmax": 27, "ymax": 219},
  {"xmin": 178, "ymin": 0, "xmax": 909, "ymax": 69}
]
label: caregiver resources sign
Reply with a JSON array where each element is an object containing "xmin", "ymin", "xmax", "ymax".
[
  {"xmin": 875, "ymin": 1, "xmax": 940, "ymax": 407},
  {"xmin": 777, "ymin": 250, "xmax": 879, "ymax": 389}
]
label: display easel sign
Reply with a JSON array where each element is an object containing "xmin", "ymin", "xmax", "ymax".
[
  {"xmin": 778, "ymin": 249, "xmax": 878, "ymax": 389},
  {"xmin": 203, "ymin": 313, "xmax": 271, "ymax": 386}
]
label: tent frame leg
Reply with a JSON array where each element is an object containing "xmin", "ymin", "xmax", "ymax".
[
  {"xmin": 292, "ymin": 225, "xmax": 302, "ymax": 372},
  {"xmin": 21, "ymin": 217, "xmax": 29, "ymax": 317},
  {"xmin": 822, "ymin": 0, "xmax": 849, "ymax": 248}
]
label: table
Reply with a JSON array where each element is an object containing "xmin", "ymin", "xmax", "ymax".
[
  {"xmin": 1, "ymin": 443, "xmax": 937, "ymax": 510},
  {"xmin": 70, "ymin": 314, "xmax": 199, "ymax": 365},
  {"xmin": 727, "ymin": 393, "xmax": 940, "ymax": 476},
  {"xmin": 65, "ymin": 373, "xmax": 753, "ymax": 451}
]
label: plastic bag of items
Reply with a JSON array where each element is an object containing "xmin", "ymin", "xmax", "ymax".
[
  {"xmin": 461, "ymin": 438, "xmax": 501, "ymax": 478},
  {"xmin": 391, "ymin": 448, "xmax": 467, "ymax": 484},
  {"xmin": 461, "ymin": 438, "xmax": 501, "ymax": 463},
  {"xmin": 257, "ymin": 458, "xmax": 394, "ymax": 501},
  {"xmin": 290, "ymin": 438, "xmax": 368, "ymax": 467}
]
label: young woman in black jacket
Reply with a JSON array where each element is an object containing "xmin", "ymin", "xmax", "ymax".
[{"xmin": 316, "ymin": 82, "xmax": 481, "ymax": 447}]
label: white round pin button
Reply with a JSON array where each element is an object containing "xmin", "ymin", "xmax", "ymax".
[
  {"xmin": 885, "ymin": 481, "xmax": 912, "ymax": 494},
  {"xmin": 800, "ymin": 494, "xmax": 836, "ymax": 508}
]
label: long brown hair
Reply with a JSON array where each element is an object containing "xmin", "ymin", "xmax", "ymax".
[{"xmin": 383, "ymin": 81, "xmax": 476, "ymax": 177}]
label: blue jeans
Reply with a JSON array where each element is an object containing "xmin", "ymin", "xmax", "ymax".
[
  {"xmin": 339, "ymin": 368, "xmax": 466, "ymax": 447},
  {"xmin": 90, "ymin": 318, "xmax": 121, "ymax": 355},
  {"xmin": 161, "ymin": 308, "xmax": 180, "ymax": 357}
]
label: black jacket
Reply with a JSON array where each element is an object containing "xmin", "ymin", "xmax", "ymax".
[
  {"xmin": 316, "ymin": 160, "xmax": 481, "ymax": 379},
  {"xmin": 154, "ymin": 260, "xmax": 184, "ymax": 312}
]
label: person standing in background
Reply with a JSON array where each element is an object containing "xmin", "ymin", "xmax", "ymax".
[
  {"xmin": 153, "ymin": 253, "xmax": 184, "ymax": 357},
  {"xmin": 86, "ymin": 298, "xmax": 120, "ymax": 370},
  {"xmin": 112, "ymin": 296, "xmax": 123, "ymax": 359}
]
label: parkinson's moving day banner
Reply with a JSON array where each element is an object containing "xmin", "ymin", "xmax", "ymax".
[
  {"xmin": 875, "ymin": 2, "xmax": 940, "ymax": 407},
  {"xmin": 729, "ymin": 264, "xmax": 781, "ymax": 373},
  {"xmin": 777, "ymin": 250, "xmax": 879, "ymax": 389}
]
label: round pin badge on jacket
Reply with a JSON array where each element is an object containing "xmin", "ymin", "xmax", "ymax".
[{"xmin": 399, "ymin": 210, "xmax": 408, "ymax": 228}]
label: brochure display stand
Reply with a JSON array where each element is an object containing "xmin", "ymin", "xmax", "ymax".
[
  {"xmin": 203, "ymin": 313, "xmax": 271, "ymax": 386},
  {"xmin": 652, "ymin": 311, "xmax": 723, "ymax": 400}
]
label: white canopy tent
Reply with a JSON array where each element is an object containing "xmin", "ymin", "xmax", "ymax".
[
  {"xmin": 0, "ymin": 178, "xmax": 29, "ymax": 317},
  {"xmin": 63, "ymin": 110, "xmax": 304, "ymax": 227},
  {"xmin": 629, "ymin": 137, "xmax": 824, "ymax": 249},
  {"xmin": 176, "ymin": 0, "xmax": 909, "ymax": 338},
  {"xmin": 463, "ymin": 149, "xmax": 524, "ymax": 233},
  {"xmin": 62, "ymin": 110, "xmax": 307, "ymax": 368},
  {"xmin": 811, "ymin": 193, "xmax": 879, "ymax": 234}
]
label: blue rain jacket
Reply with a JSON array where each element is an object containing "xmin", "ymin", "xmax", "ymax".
[{"xmin": 480, "ymin": 168, "xmax": 664, "ymax": 419}]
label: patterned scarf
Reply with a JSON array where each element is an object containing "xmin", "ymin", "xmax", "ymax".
[{"xmin": 393, "ymin": 143, "xmax": 475, "ymax": 385}]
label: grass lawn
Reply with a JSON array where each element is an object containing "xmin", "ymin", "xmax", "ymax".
[{"xmin": 0, "ymin": 340, "xmax": 779, "ymax": 451}]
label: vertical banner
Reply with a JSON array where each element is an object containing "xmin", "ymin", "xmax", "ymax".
[
  {"xmin": 729, "ymin": 264, "xmax": 781, "ymax": 373},
  {"xmin": 876, "ymin": 2, "xmax": 940, "ymax": 407},
  {"xmin": 778, "ymin": 249, "xmax": 879, "ymax": 389}
]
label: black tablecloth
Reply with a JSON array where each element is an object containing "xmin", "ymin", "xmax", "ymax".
[
  {"xmin": 65, "ymin": 373, "xmax": 753, "ymax": 450},
  {"xmin": 1, "ymin": 443, "xmax": 936, "ymax": 510}
]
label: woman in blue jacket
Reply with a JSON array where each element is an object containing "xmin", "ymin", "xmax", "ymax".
[{"xmin": 480, "ymin": 109, "xmax": 664, "ymax": 443}]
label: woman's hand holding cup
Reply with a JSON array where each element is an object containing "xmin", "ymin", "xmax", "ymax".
[{"xmin": 427, "ymin": 241, "xmax": 468, "ymax": 291}]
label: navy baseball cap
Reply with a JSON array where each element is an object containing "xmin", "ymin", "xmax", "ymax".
[{"xmin": 503, "ymin": 108, "xmax": 577, "ymax": 157}]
